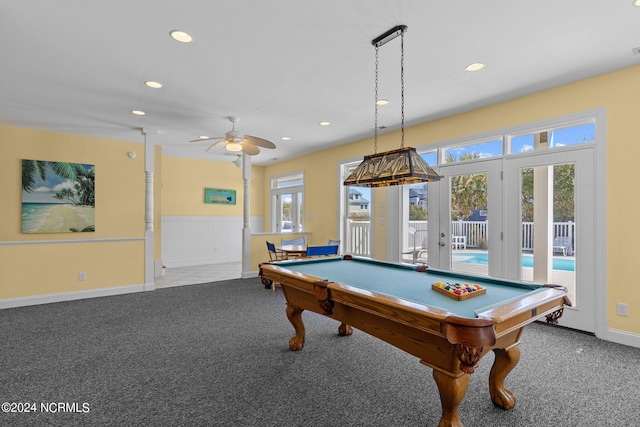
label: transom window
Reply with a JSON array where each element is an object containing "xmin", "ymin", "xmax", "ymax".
[
  {"xmin": 510, "ymin": 122, "xmax": 595, "ymax": 153},
  {"xmin": 442, "ymin": 139, "xmax": 503, "ymax": 163}
]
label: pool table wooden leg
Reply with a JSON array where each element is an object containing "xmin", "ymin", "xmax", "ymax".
[
  {"xmin": 285, "ymin": 304, "xmax": 305, "ymax": 351},
  {"xmin": 432, "ymin": 369, "xmax": 469, "ymax": 427},
  {"xmin": 338, "ymin": 323, "xmax": 353, "ymax": 336},
  {"xmin": 489, "ymin": 346, "xmax": 520, "ymax": 409}
]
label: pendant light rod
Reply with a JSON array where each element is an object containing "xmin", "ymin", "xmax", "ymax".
[
  {"xmin": 344, "ymin": 24, "xmax": 440, "ymax": 188},
  {"xmin": 372, "ymin": 25, "xmax": 407, "ymax": 48}
]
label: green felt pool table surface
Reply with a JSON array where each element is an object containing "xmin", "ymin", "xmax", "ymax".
[{"xmin": 273, "ymin": 256, "xmax": 544, "ymax": 319}]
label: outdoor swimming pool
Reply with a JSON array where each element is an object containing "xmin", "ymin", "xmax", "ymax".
[{"xmin": 452, "ymin": 251, "xmax": 575, "ymax": 272}]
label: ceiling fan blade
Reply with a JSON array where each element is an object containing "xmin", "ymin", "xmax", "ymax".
[
  {"xmin": 244, "ymin": 135, "xmax": 276, "ymax": 149},
  {"xmin": 241, "ymin": 144, "xmax": 260, "ymax": 155},
  {"xmin": 205, "ymin": 140, "xmax": 227, "ymax": 152},
  {"xmin": 189, "ymin": 136, "xmax": 224, "ymax": 143}
]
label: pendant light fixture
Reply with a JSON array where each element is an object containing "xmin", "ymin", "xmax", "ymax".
[{"xmin": 344, "ymin": 25, "xmax": 440, "ymax": 188}]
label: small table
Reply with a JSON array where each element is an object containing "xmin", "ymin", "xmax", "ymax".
[
  {"xmin": 277, "ymin": 244, "xmax": 307, "ymax": 258},
  {"xmin": 260, "ymin": 255, "xmax": 570, "ymax": 427}
]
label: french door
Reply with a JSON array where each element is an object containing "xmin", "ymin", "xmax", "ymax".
[
  {"xmin": 504, "ymin": 147, "xmax": 595, "ymax": 332},
  {"xmin": 431, "ymin": 159, "xmax": 503, "ymax": 276},
  {"xmin": 431, "ymin": 148, "xmax": 595, "ymax": 332}
]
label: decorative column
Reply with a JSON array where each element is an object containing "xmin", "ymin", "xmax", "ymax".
[
  {"xmin": 241, "ymin": 153, "xmax": 253, "ymax": 278},
  {"xmin": 142, "ymin": 128, "xmax": 158, "ymax": 291}
]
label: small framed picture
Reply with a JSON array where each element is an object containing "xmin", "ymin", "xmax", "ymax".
[{"xmin": 204, "ymin": 188, "xmax": 236, "ymax": 205}]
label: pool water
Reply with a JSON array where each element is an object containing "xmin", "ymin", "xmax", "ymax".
[{"xmin": 452, "ymin": 251, "xmax": 575, "ymax": 272}]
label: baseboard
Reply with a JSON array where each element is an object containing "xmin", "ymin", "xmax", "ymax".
[
  {"xmin": 0, "ymin": 284, "xmax": 146, "ymax": 310},
  {"xmin": 241, "ymin": 270, "xmax": 260, "ymax": 279},
  {"xmin": 605, "ymin": 328, "xmax": 640, "ymax": 348}
]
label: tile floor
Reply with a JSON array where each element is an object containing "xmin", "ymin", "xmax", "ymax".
[{"xmin": 154, "ymin": 262, "xmax": 242, "ymax": 288}]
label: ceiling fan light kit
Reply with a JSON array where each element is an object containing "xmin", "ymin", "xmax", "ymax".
[
  {"xmin": 226, "ymin": 143, "xmax": 243, "ymax": 152},
  {"xmin": 344, "ymin": 25, "xmax": 440, "ymax": 188}
]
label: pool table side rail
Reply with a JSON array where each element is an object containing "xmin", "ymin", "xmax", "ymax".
[
  {"xmin": 476, "ymin": 287, "xmax": 567, "ymax": 335},
  {"xmin": 260, "ymin": 260, "xmax": 568, "ymax": 337},
  {"xmin": 260, "ymin": 263, "xmax": 453, "ymax": 329}
]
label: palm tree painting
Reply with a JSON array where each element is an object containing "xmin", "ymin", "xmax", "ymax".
[{"xmin": 21, "ymin": 159, "xmax": 95, "ymax": 233}]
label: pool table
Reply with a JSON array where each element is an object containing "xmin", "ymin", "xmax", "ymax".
[{"xmin": 259, "ymin": 255, "xmax": 571, "ymax": 427}]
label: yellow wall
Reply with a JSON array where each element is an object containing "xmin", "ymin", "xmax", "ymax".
[
  {"xmin": 0, "ymin": 125, "xmax": 146, "ymax": 299},
  {"xmin": 161, "ymin": 155, "xmax": 265, "ymax": 217},
  {"xmin": 260, "ymin": 64, "xmax": 640, "ymax": 335}
]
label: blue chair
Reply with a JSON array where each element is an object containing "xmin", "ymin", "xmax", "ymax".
[
  {"xmin": 306, "ymin": 245, "xmax": 339, "ymax": 257},
  {"xmin": 281, "ymin": 237, "xmax": 306, "ymax": 246},
  {"xmin": 265, "ymin": 241, "xmax": 286, "ymax": 292},
  {"xmin": 266, "ymin": 241, "xmax": 286, "ymax": 262},
  {"xmin": 328, "ymin": 239, "xmax": 341, "ymax": 248}
]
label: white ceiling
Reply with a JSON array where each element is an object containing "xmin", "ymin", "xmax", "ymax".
[{"xmin": 2, "ymin": 1, "xmax": 639, "ymax": 165}]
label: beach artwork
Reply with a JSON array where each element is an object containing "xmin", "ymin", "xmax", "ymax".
[
  {"xmin": 21, "ymin": 160, "xmax": 95, "ymax": 233},
  {"xmin": 204, "ymin": 188, "xmax": 236, "ymax": 205}
]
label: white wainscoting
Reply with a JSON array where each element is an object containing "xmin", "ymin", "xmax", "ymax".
[{"xmin": 161, "ymin": 216, "xmax": 263, "ymax": 268}]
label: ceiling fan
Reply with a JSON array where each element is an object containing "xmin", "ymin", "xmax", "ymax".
[{"xmin": 189, "ymin": 116, "xmax": 276, "ymax": 155}]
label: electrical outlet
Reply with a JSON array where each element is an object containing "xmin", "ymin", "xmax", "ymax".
[
  {"xmin": 616, "ymin": 303, "xmax": 628, "ymax": 316},
  {"xmin": 78, "ymin": 272, "xmax": 86, "ymax": 281}
]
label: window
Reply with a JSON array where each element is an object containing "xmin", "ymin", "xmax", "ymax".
[
  {"xmin": 340, "ymin": 161, "xmax": 372, "ymax": 257},
  {"xmin": 401, "ymin": 150, "xmax": 436, "ymax": 264},
  {"xmin": 271, "ymin": 172, "xmax": 304, "ymax": 232},
  {"xmin": 443, "ymin": 139, "xmax": 503, "ymax": 163},
  {"xmin": 510, "ymin": 122, "xmax": 595, "ymax": 154}
]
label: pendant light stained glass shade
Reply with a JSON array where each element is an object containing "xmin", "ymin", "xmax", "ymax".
[{"xmin": 343, "ymin": 147, "xmax": 440, "ymax": 188}]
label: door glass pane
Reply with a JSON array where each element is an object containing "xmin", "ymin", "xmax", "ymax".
[
  {"xmin": 404, "ymin": 183, "xmax": 428, "ymax": 264},
  {"xmin": 520, "ymin": 163, "xmax": 576, "ymax": 304},
  {"xmin": 450, "ymin": 172, "xmax": 488, "ymax": 275},
  {"xmin": 280, "ymin": 193, "xmax": 293, "ymax": 232}
]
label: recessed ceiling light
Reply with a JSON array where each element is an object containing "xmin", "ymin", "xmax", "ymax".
[
  {"xmin": 376, "ymin": 99, "xmax": 390, "ymax": 106},
  {"xmin": 319, "ymin": 121, "xmax": 331, "ymax": 126},
  {"xmin": 636, "ymin": 0, "xmax": 640, "ymax": 6},
  {"xmin": 170, "ymin": 30, "xmax": 192, "ymax": 43},
  {"xmin": 465, "ymin": 62, "xmax": 485, "ymax": 72},
  {"xmin": 132, "ymin": 110, "xmax": 146, "ymax": 116},
  {"xmin": 281, "ymin": 136, "xmax": 291, "ymax": 141},
  {"xmin": 145, "ymin": 81, "xmax": 163, "ymax": 89}
]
